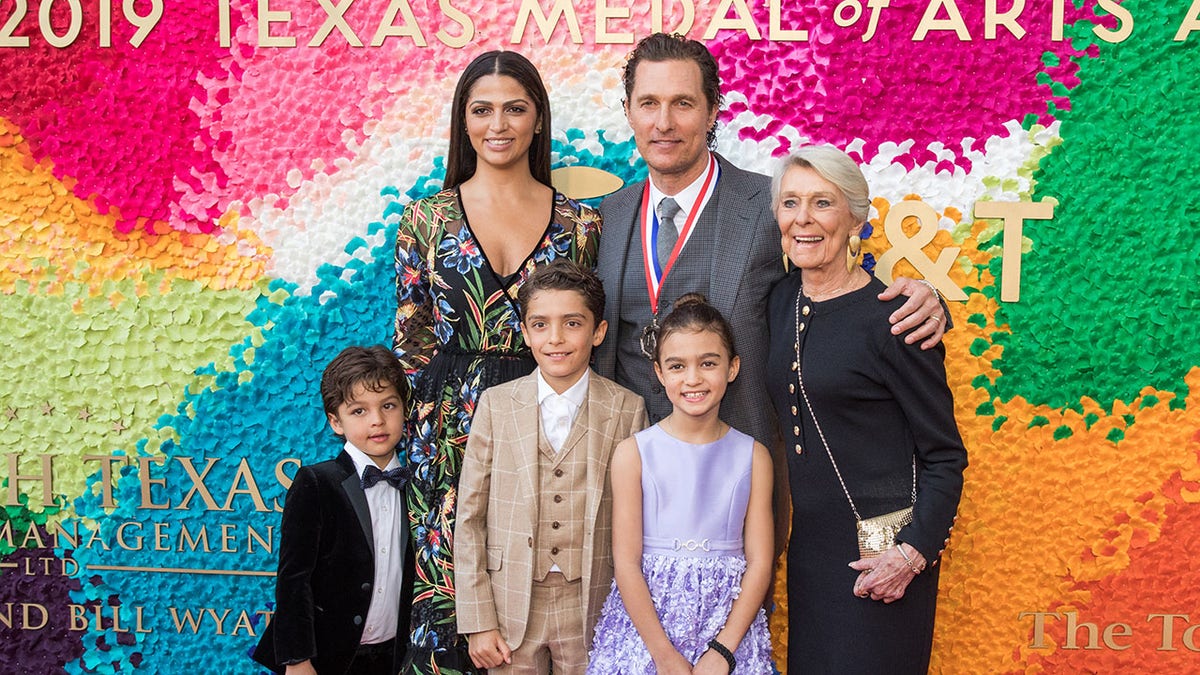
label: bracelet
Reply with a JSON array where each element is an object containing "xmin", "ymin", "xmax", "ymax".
[
  {"xmin": 916, "ymin": 278, "xmax": 941, "ymax": 301},
  {"xmin": 706, "ymin": 638, "xmax": 736, "ymax": 673},
  {"xmin": 896, "ymin": 543, "xmax": 923, "ymax": 575}
]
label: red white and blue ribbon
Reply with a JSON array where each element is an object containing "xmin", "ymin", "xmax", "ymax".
[{"xmin": 639, "ymin": 153, "xmax": 719, "ymax": 317}]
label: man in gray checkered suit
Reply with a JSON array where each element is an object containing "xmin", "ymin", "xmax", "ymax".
[{"xmin": 594, "ymin": 33, "xmax": 947, "ymax": 553}]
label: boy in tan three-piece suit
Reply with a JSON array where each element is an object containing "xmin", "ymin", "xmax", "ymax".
[{"xmin": 454, "ymin": 259, "xmax": 648, "ymax": 674}]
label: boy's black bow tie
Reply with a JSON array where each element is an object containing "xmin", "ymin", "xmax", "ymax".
[{"xmin": 361, "ymin": 465, "xmax": 411, "ymax": 490}]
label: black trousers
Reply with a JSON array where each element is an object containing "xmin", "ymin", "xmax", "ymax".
[{"xmin": 347, "ymin": 638, "xmax": 396, "ymax": 675}]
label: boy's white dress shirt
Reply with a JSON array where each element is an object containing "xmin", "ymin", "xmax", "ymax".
[{"xmin": 344, "ymin": 441, "xmax": 405, "ymax": 645}]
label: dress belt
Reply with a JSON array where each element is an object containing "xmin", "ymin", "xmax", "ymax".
[{"xmin": 642, "ymin": 536, "xmax": 742, "ymax": 556}]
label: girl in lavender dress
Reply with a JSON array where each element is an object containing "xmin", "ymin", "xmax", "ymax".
[{"xmin": 588, "ymin": 294, "xmax": 774, "ymax": 674}]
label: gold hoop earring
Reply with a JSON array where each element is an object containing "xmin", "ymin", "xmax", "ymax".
[{"xmin": 847, "ymin": 234, "xmax": 862, "ymax": 273}]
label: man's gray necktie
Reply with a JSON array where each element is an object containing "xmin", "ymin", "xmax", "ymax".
[{"xmin": 656, "ymin": 197, "xmax": 682, "ymax": 270}]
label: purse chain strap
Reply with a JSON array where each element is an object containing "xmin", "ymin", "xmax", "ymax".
[{"xmin": 793, "ymin": 288, "xmax": 916, "ymax": 523}]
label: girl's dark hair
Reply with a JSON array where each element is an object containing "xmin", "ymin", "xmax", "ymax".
[
  {"xmin": 444, "ymin": 51, "xmax": 552, "ymax": 189},
  {"xmin": 654, "ymin": 293, "xmax": 736, "ymax": 362},
  {"xmin": 320, "ymin": 346, "xmax": 410, "ymax": 416}
]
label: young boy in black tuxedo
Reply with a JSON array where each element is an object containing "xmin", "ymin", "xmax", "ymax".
[{"xmin": 254, "ymin": 345, "xmax": 414, "ymax": 675}]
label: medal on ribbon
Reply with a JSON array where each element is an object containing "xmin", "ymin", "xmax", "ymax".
[
  {"xmin": 639, "ymin": 315, "xmax": 659, "ymax": 360},
  {"xmin": 637, "ymin": 154, "xmax": 718, "ymax": 360}
]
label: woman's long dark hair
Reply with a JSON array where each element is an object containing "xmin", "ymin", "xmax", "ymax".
[{"xmin": 444, "ymin": 51, "xmax": 552, "ymax": 190}]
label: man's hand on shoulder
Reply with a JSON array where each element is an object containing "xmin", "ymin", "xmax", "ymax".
[{"xmin": 880, "ymin": 277, "xmax": 946, "ymax": 350}]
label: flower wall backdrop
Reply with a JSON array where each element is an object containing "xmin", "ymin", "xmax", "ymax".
[{"xmin": 2, "ymin": 0, "xmax": 1199, "ymax": 672}]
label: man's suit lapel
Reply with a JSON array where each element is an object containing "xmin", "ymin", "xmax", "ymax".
[
  {"xmin": 603, "ymin": 157, "xmax": 761, "ymax": 324},
  {"xmin": 578, "ymin": 377, "xmax": 617, "ymax": 611},
  {"xmin": 707, "ymin": 154, "xmax": 763, "ymax": 317},
  {"xmin": 336, "ymin": 452, "xmax": 374, "ymax": 549},
  {"xmin": 581, "ymin": 379, "xmax": 617, "ymax": 538},
  {"xmin": 596, "ymin": 184, "xmax": 643, "ymax": 374},
  {"xmin": 509, "ymin": 377, "xmax": 542, "ymax": 530}
]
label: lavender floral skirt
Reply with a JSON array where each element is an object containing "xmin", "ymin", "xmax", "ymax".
[{"xmin": 587, "ymin": 553, "xmax": 774, "ymax": 674}]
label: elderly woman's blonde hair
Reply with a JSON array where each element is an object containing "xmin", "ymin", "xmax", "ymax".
[{"xmin": 771, "ymin": 145, "xmax": 871, "ymax": 224}]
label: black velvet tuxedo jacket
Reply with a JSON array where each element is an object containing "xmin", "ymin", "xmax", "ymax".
[{"xmin": 253, "ymin": 450, "xmax": 413, "ymax": 674}]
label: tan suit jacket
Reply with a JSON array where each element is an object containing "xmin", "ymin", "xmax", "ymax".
[{"xmin": 454, "ymin": 370, "xmax": 647, "ymax": 650}]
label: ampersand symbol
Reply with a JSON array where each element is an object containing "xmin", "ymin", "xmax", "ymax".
[{"xmin": 874, "ymin": 201, "xmax": 966, "ymax": 301}]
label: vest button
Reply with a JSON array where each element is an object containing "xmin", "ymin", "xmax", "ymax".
[
  {"xmin": 795, "ymin": 444, "xmax": 803, "ymax": 455},
  {"xmin": 553, "ymin": 494, "xmax": 563, "ymax": 503},
  {"xmin": 554, "ymin": 468, "xmax": 564, "ymax": 477},
  {"xmin": 552, "ymin": 521, "xmax": 560, "ymax": 529},
  {"xmin": 527, "ymin": 537, "xmax": 533, "ymax": 547},
  {"xmin": 352, "ymin": 615, "xmax": 363, "ymax": 626},
  {"xmin": 551, "ymin": 546, "xmax": 559, "ymax": 555},
  {"xmin": 361, "ymin": 582, "xmax": 371, "ymax": 592}
]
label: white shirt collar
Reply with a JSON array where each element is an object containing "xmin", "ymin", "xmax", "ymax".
[
  {"xmin": 648, "ymin": 151, "xmax": 719, "ymax": 230},
  {"xmin": 342, "ymin": 441, "xmax": 400, "ymax": 478},
  {"xmin": 536, "ymin": 368, "xmax": 590, "ymax": 408}
]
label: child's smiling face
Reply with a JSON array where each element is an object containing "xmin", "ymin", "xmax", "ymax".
[
  {"xmin": 521, "ymin": 288, "xmax": 607, "ymax": 394},
  {"xmin": 654, "ymin": 328, "xmax": 739, "ymax": 420}
]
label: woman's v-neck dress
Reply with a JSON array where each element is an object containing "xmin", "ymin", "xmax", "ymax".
[{"xmin": 392, "ymin": 187, "xmax": 600, "ymax": 674}]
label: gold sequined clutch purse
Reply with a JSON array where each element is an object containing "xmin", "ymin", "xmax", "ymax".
[
  {"xmin": 856, "ymin": 506, "xmax": 914, "ymax": 559},
  {"xmin": 793, "ymin": 291, "xmax": 917, "ymax": 561}
]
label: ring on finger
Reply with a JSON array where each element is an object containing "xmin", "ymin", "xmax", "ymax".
[{"xmin": 928, "ymin": 314, "xmax": 942, "ymax": 324}]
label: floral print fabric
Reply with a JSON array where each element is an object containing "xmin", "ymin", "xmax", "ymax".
[
  {"xmin": 393, "ymin": 187, "xmax": 600, "ymax": 674},
  {"xmin": 588, "ymin": 554, "xmax": 773, "ymax": 673}
]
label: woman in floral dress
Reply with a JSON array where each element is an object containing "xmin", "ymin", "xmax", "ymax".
[{"xmin": 392, "ymin": 51, "xmax": 600, "ymax": 674}]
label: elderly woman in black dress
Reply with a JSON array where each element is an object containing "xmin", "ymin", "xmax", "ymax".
[{"xmin": 765, "ymin": 145, "xmax": 967, "ymax": 673}]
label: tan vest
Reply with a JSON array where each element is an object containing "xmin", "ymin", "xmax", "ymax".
[{"xmin": 532, "ymin": 416, "xmax": 588, "ymax": 582}]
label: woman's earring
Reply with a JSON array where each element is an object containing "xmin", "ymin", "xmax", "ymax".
[{"xmin": 847, "ymin": 234, "xmax": 862, "ymax": 273}]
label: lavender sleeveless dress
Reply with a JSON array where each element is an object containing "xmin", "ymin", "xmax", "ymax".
[{"xmin": 587, "ymin": 425, "xmax": 774, "ymax": 673}]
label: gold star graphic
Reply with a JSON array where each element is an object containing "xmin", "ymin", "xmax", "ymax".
[
  {"xmin": 112, "ymin": 419, "xmax": 128, "ymax": 433},
  {"xmin": 78, "ymin": 408, "xmax": 93, "ymax": 421},
  {"xmin": 3, "ymin": 407, "xmax": 16, "ymax": 421},
  {"xmin": 41, "ymin": 401, "xmax": 55, "ymax": 416}
]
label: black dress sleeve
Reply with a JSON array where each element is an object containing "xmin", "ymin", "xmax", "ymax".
[{"xmin": 877, "ymin": 334, "xmax": 968, "ymax": 561}]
